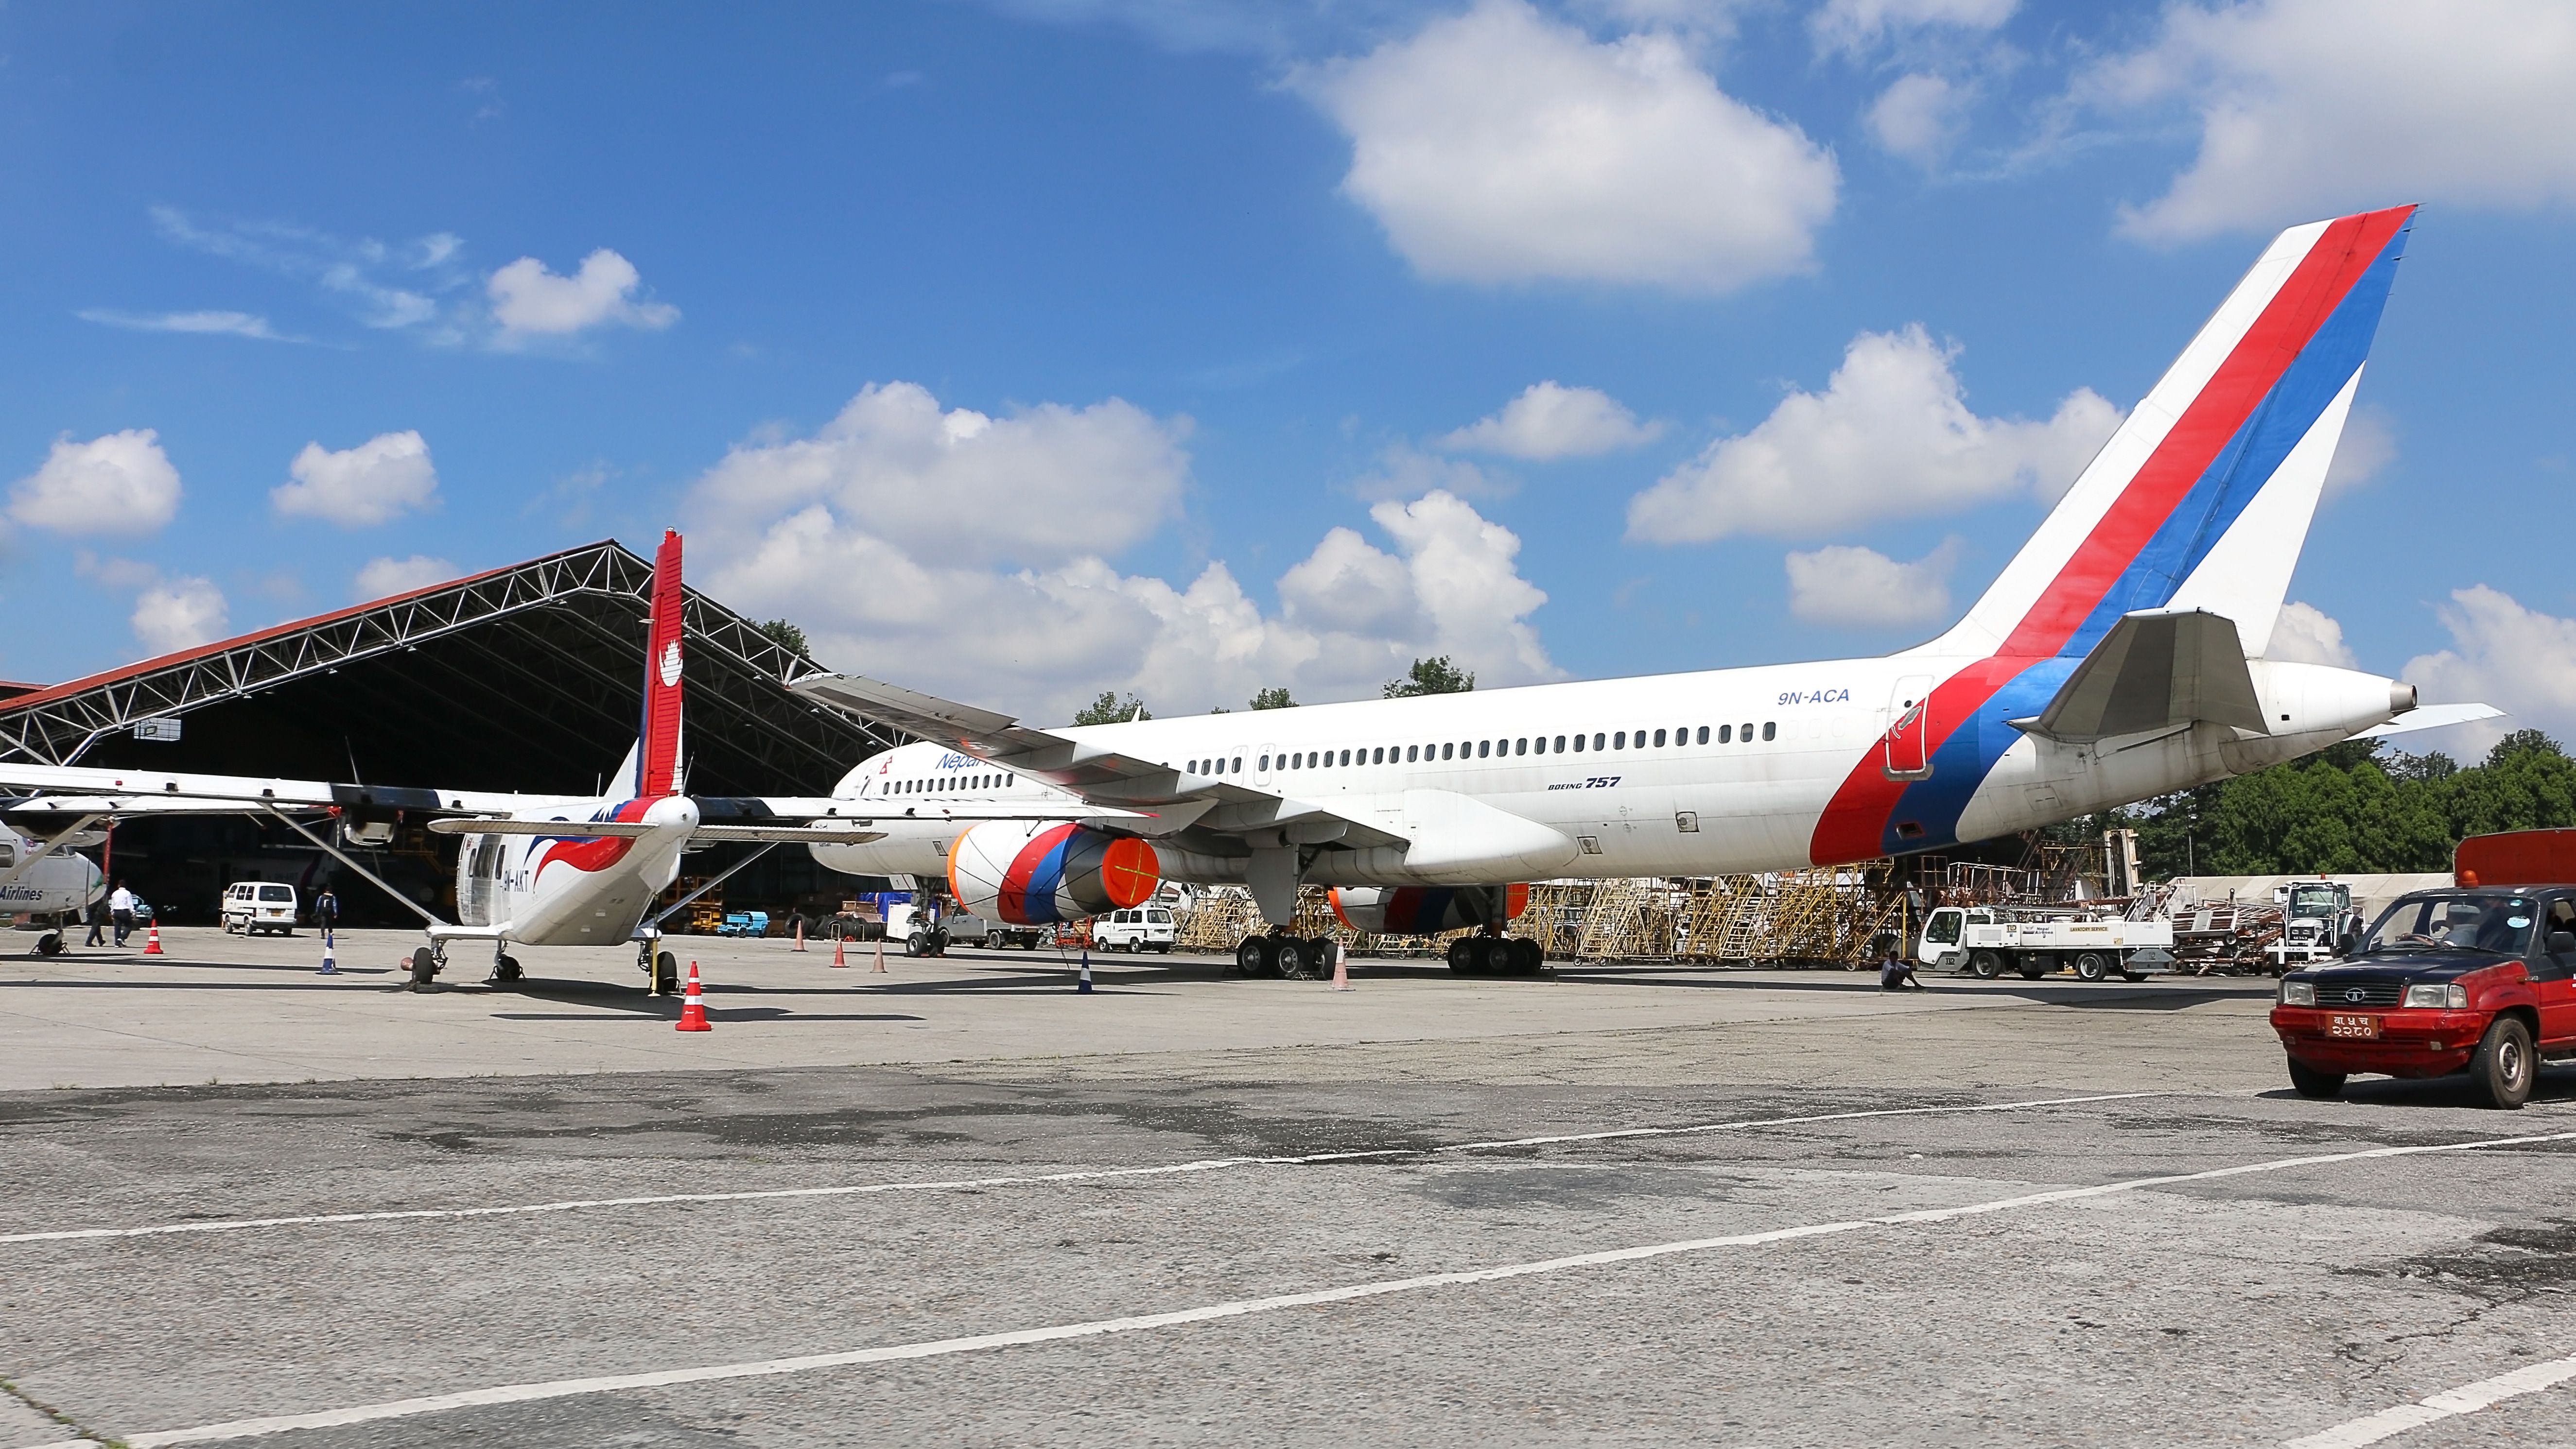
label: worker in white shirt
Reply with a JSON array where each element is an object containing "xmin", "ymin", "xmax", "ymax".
[{"xmin": 109, "ymin": 881, "xmax": 137, "ymax": 946}]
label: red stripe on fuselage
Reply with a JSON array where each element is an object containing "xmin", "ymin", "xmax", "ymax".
[
  {"xmin": 534, "ymin": 796, "xmax": 654, "ymax": 878},
  {"xmin": 1806, "ymin": 208, "xmax": 2411, "ymax": 867}
]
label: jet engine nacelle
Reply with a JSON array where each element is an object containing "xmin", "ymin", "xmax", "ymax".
[
  {"xmin": 1329, "ymin": 884, "xmax": 1529, "ymax": 936},
  {"xmin": 947, "ymin": 820, "xmax": 1161, "ymax": 925}
]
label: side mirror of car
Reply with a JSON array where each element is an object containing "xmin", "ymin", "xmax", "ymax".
[
  {"xmin": 2549, "ymin": 930, "xmax": 2576, "ymax": 957},
  {"xmin": 2336, "ymin": 929, "xmax": 2362, "ymax": 956}
]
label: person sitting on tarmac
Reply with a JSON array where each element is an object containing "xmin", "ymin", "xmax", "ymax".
[{"xmin": 1878, "ymin": 943, "xmax": 1924, "ymax": 991}]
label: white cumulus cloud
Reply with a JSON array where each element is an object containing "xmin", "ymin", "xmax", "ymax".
[
  {"xmin": 2266, "ymin": 600, "xmax": 2358, "ymax": 666},
  {"xmin": 2077, "ymin": 0, "xmax": 2576, "ymax": 241},
  {"xmin": 487, "ymin": 249, "xmax": 679, "ymax": 343},
  {"xmin": 1437, "ymin": 381, "xmax": 1664, "ymax": 459},
  {"xmin": 2400, "ymin": 585, "xmax": 2576, "ymax": 755},
  {"xmin": 690, "ymin": 382, "xmax": 1190, "ymax": 570},
  {"xmin": 684, "ymin": 384, "xmax": 1557, "ymax": 718},
  {"xmin": 2323, "ymin": 405, "xmax": 2396, "ymax": 495},
  {"xmin": 354, "ymin": 555, "xmax": 459, "ymax": 601},
  {"xmin": 273, "ymin": 431, "xmax": 440, "ymax": 527},
  {"xmin": 1784, "ymin": 540, "xmax": 1962, "ymax": 628},
  {"xmin": 1865, "ymin": 73, "xmax": 1971, "ymax": 163},
  {"xmin": 9, "ymin": 430, "xmax": 183, "ymax": 534},
  {"xmin": 1294, "ymin": 0, "xmax": 1839, "ymax": 293},
  {"xmin": 131, "ymin": 575, "xmax": 228, "ymax": 655},
  {"xmin": 1626, "ymin": 324, "xmax": 2122, "ymax": 543}
]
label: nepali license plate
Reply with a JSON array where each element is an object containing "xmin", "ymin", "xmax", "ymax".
[{"xmin": 2326, "ymin": 1013, "xmax": 2381, "ymax": 1040}]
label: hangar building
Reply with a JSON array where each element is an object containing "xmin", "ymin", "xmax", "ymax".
[{"xmin": 0, "ymin": 540, "xmax": 902, "ymax": 925}]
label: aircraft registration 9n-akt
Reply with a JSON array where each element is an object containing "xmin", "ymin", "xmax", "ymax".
[
  {"xmin": 0, "ymin": 532, "xmax": 894, "ymax": 990},
  {"xmin": 791, "ymin": 205, "xmax": 2497, "ymax": 979}
]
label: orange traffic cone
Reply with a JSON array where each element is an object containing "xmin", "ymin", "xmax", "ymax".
[
  {"xmin": 1330, "ymin": 941, "xmax": 1352, "ymax": 992},
  {"xmin": 143, "ymin": 922, "xmax": 164, "ymax": 956},
  {"xmin": 794, "ymin": 918, "xmax": 807, "ymax": 952},
  {"xmin": 675, "ymin": 961, "xmax": 712, "ymax": 1032},
  {"xmin": 872, "ymin": 935, "xmax": 887, "ymax": 974},
  {"xmin": 831, "ymin": 931, "xmax": 847, "ymax": 968}
]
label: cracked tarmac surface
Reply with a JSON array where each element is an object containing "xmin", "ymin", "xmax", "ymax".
[{"xmin": 4, "ymin": 930, "xmax": 2576, "ymax": 1446}]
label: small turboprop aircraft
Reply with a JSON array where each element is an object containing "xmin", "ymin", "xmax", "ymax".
[
  {"xmin": 0, "ymin": 531, "xmax": 886, "ymax": 990},
  {"xmin": 0, "ymin": 822, "xmax": 106, "ymax": 955},
  {"xmin": 787, "ymin": 206, "xmax": 2498, "ymax": 979}
]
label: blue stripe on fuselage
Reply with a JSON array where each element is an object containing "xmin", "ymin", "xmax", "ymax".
[{"xmin": 1881, "ymin": 658, "xmax": 2078, "ymax": 855}]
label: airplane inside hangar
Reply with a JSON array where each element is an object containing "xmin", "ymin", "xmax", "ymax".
[{"xmin": 0, "ymin": 539, "xmax": 900, "ymax": 925}]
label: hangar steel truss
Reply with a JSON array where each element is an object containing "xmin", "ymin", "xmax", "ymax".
[{"xmin": 0, "ymin": 540, "xmax": 901, "ymax": 780}]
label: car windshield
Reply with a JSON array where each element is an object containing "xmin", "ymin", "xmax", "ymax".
[
  {"xmin": 2288, "ymin": 886, "xmax": 2342, "ymax": 917},
  {"xmin": 2358, "ymin": 893, "xmax": 2537, "ymax": 955}
]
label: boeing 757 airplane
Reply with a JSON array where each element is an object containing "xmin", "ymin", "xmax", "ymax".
[{"xmin": 789, "ymin": 206, "xmax": 2496, "ymax": 978}]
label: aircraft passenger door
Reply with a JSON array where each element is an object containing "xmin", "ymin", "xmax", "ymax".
[{"xmin": 1883, "ymin": 675, "xmax": 1936, "ymax": 782}]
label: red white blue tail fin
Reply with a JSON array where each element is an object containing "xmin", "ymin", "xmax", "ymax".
[
  {"xmin": 629, "ymin": 530, "xmax": 686, "ymax": 799},
  {"xmin": 1927, "ymin": 206, "xmax": 2415, "ymax": 663}
]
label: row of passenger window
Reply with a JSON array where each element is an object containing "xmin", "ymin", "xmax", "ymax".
[
  {"xmin": 1183, "ymin": 720, "xmax": 1778, "ymax": 778},
  {"xmin": 887, "ymin": 771, "xmax": 1013, "ymax": 796}
]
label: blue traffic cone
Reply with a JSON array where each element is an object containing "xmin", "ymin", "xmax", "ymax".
[
  {"xmin": 318, "ymin": 936, "xmax": 337, "ymax": 975},
  {"xmin": 1078, "ymin": 947, "xmax": 1093, "ymax": 994}
]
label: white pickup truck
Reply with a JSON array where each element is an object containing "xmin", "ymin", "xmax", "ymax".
[{"xmin": 1915, "ymin": 905, "xmax": 2177, "ymax": 982}]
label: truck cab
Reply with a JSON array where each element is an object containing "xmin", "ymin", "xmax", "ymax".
[
  {"xmin": 2272, "ymin": 887, "xmax": 2576, "ymax": 1107},
  {"xmin": 2266, "ymin": 879, "xmax": 2360, "ymax": 970}
]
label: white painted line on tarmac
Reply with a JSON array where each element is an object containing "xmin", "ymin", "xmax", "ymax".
[
  {"xmin": 0, "ymin": 1091, "xmax": 2163, "ymax": 1246},
  {"xmin": 2284, "ymin": 1350, "xmax": 2576, "ymax": 1448},
  {"xmin": 113, "ymin": 1123, "xmax": 2576, "ymax": 1448}
]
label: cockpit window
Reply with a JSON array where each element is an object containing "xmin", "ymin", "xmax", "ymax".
[{"xmin": 2360, "ymin": 893, "xmax": 2536, "ymax": 955}]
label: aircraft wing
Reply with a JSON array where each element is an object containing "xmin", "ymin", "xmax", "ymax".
[
  {"xmin": 787, "ymin": 671, "xmax": 1409, "ymax": 848},
  {"xmin": 424, "ymin": 817, "xmax": 890, "ymax": 845},
  {"xmin": 0, "ymin": 762, "xmax": 542, "ymax": 817}
]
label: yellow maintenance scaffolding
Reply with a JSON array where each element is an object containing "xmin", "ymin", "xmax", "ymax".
[{"xmin": 1171, "ymin": 862, "xmax": 1913, "ymax": 966}]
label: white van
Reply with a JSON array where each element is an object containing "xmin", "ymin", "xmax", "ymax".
[
  {"xmin": 1091, "ymin": 906, "xmax": 1176, "ymax": 953},
  {"xmin": 221, "ymin": 881, "xmax": 298, "ymax": 935}
]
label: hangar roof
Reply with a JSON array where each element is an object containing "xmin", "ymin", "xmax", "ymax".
[{"xmin": 0, "ymin": 539, "xmax": 897, "ymax": 796}]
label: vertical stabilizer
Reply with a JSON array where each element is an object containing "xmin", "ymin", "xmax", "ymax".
[
  {"xmin": 1926, "ymin": 206, "xmax": 2414, "ymax": 662},
  {"xmin": 634, "ymin": 529, "xmax": 686, "ymax": 799}
]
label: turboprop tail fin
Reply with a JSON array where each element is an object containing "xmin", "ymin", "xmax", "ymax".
[
  {"xmin": 610, "ymin": 530, "xmax": 688, "ymax": 800},
  {"xmin": 1927, "ymin": 205, "xmax": 2415, "ymax": 664}
]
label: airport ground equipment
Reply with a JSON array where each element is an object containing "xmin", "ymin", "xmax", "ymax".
[
  {"xmin": 1915, "ymin": 903, "xmax": 2176, "ymax": 981},
  {"xmin": 716, "ymin": 910, "xmax": 769, "ymax": 937},
  {"xmin": 2266, "ymin": 879, "xmax": 2362, "ymax": 970}
]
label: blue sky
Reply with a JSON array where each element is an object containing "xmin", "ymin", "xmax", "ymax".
[{"xmin": 3, "ymin": 0, "xmax": 2572, "ymax": 741}]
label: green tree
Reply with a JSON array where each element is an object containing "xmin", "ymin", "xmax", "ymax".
[
  {"xmin": 1249, "ymin": 687, "xmax": 1296, "ymax": 710},
  {"xmin": 755, "ymin": 618, "xmax": 812, "ymax": 661},
  {"xmin": 1071, "ymin": 690, "xmax": 1151, "ymax": 726},
  {"xmin": 1383, "ymin": 656, "xmax": 1474, "ymax": 698}
]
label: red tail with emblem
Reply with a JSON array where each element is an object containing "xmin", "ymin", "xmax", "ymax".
[{"xmin": 635, "ymin": 529, "xmax": 686, "ymax": 799}]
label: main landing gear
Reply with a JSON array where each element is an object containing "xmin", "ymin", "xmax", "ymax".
[
  {"xmin": 1448, "ymin": 934, "xmax": 1544, "ymax": 976},
  {"xmin": 1233, "ymin": 933, "xmax": 1330, "ymax": 979},
  {"xmin": 487, "ymin": 944, "xmax": 524, "ymax": 986},
  {"xmin": 636, "ymin": 938, "xmax": 679, "ymax": 995}
]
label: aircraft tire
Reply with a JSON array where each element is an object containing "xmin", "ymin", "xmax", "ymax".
[
  {"xmin": 1447, "ymin": 938, "xmax": 1475, "ymax": 974},
  {"xmin": 35, "ymin": 932, "xmax": 63, "ymax": 957},
  {"xmin": 1512, "ymin": 938, "xmax": 1543, "ymax": 974},
  {"xmin": 654, "ymin": 951, "xmax": 679, "ymax": 994},
  {"xmin": 904, "ymin": 932, "xmax": 926, "ymax": 958},
  {"xmin": 1272, "ymin": 936, "xmax": 1309, "ymax": 979},
  {"xmin": 1235, "ymin": 937, "xmax": 1270, "ymax": 977},
  {"xmin": 494, "ymin": 954, "xmax": 523, "ymax": 984},
  {"xmin": 409, "ymin": 947, "xmax": 437, "ymax": 991}
]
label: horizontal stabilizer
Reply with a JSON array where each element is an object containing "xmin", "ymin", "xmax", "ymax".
[
  {"xmin": 2012, "ymin": 609, "xmax": 2267, "ymax": 743},
  {"xmin": 2357, "ymin": 702, "xmax": 2505, "ymax": 739}
]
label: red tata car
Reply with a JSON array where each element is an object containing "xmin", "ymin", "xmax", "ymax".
[{"xmin": 2271, "ymin": 887, "xmax": 2576, "ymax": 1107}]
